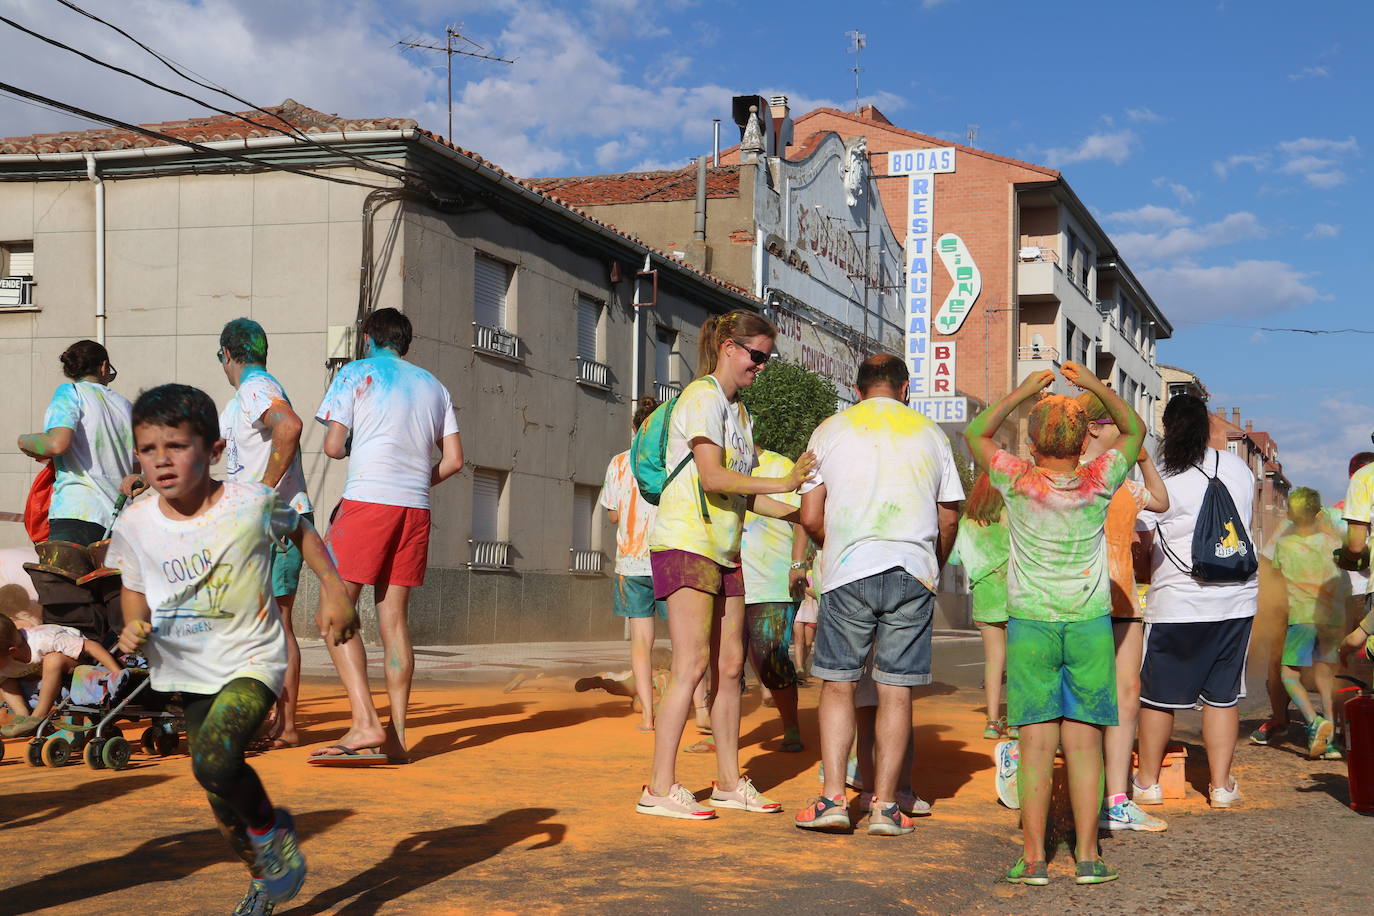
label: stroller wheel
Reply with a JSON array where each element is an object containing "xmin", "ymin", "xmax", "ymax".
[
  {"xmin": 84, "ymin": 739, "xmax": 107, "ymax": 770},
  {"xmin": 154, "ymin": 729, "xmax": 179, "ymax": 757},
  {"xmin": 41, "ymin": 736, "xmax": 71, "ymax": 768},
  {"xmin": 102, "ymin": 736, "xmax": 132, "ymax": 770},
  {"xmin": 26, "ymin": 740, "xmax": 44, "ymax": 767},
  {"xmin": 141, "ymin": 726, "xmax": 159, "ymax": 756}
]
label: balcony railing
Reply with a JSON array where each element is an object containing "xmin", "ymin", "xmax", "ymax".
[
  {"xmin": 1017, "ymin": 345, "xmax": 1061, "ymax": 361},
  {"xmin": 473, "ymin": 323, "xmax": 522, "ymax": 361},
  {"xmin": 469, "ymin": 539, "xmax": 512, "ymax": 570},
  {"xmin": 576, "ymin": 355, "xmax": 611, "ymax": 390},
  {"xmin": 654, "ymin": 381, "xmax": 682, "ymax": 402},
  {"xmin": 570, "ymin": 548, "xmax": 606, "ymax": 575},
  {"xmin": 1017, "ymin": 246, "xmax": 1059, "ymax": 263},
  {"xmin": 0, "ymin": 276, "xmax": 36, "ymax": 308}
]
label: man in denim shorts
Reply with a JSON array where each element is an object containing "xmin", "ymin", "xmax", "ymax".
[{"xmin": 793, "ymin": 355, "xmax": 963, "ymax": 837}]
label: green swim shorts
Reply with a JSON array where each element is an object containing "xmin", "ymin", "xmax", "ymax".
[{"xmin": 1006, "ymin": 615, "xmax": 1117, "ymax": 728}]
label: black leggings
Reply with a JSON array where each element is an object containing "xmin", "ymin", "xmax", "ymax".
[{"xmin": 183, "ymin": 678, "xmax": 277, "ymax": 870}]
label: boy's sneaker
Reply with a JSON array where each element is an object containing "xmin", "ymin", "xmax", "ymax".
[
  {"xmin": 993, "ymin": 739, "xmax": 1020, "ymax": 809},
  {"xmin": 1249, "ymin": 718, "xmax": 1286, "ymax": 745},
  {"xmin": 794, "ymin": 793, "xmax": 850, "ymax": 831},
  {"xmin": 1100, "ymin": 799, "xmax": 1167, "ymax": 832},
  {"xmin": 708, "ymin": 776, "xmax": 782, "ymax": 813},
  {"xmin": 636, "ymin": 783, "xmax": 716, "ymax": 820},
  {"xmin": 816, "ymin": 755, "xmax": 863, "ymax": 790},
  {"xmin": 1321, "ymin": 742, "xmax": 1344, "ymax": 760},
  {"xmin": 249, "ymin": 809, "xmax": 306, "ymax": 905},
  {"xmin": 1004, "ymin": 857, "xmax": 1049, "ymax": 886},
  {"xmin": 233, "ymin": 879, "xmax": 274, "ymax": 916},
  {"xmin": 1306, "ymin": 716, "xmax": 1334, "ymax": 758},
  {"xmin": 1075, "ymin": 859, "xmax": 1120, "ymax": 885},
  {"xmin": 1131, "ymin": 780, "xmax": 1164, "ymax": 806},
  {"xmin": 982, "ymin": 718, "xmax": 1004, "ymax": 740},
  {"xmin": 868, "ymin": 800, "xmax": 916, "ymax": 836},
  {"xmin": 1209, "ymin": 778, "xmax": 1242, "ymax": 808}
]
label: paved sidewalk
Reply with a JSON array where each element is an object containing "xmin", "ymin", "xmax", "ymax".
[{"xmin": 298, "ymin": 630, "xmax": 980, "ymax": 683}]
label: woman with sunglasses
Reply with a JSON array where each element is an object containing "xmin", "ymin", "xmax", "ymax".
[
  {"xmin": 636, "ymin": 310, "xmax": 816, "ymax": 820},
  {"xmin": 18, "ymin": 340, "xmax": 135, "ymax": 546}
]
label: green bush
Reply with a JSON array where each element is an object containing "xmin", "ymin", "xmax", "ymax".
[{"xmin": 739, "ymin": 360, "xmax": 839, "ymax": 459}]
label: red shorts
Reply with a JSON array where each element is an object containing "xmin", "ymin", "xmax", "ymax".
[
  {"xmin": 326, "ymin": 499, "xmax": 431, "ymax": 587},
  {"xmin": 650, "ymin": 548, "xmax": 744, "ymax": 600}
]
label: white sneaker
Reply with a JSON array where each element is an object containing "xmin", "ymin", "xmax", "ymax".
[
  {"xmin": 1131, "ymin": 780, "xmax": 1164, "ymax": 806},
  {"xmin": 1209, "ymin": 778, "xmax": 1242, "ymax": 808},
  {"xmin": 993, "ymin": 739, "xmax": 1019, "ymax": 810},
  {"xmin": 636, "ymin": 783, "xmax": 716, "ymax": 820},
  {"xmin": 708, "ymin": 776, "xmax": 782, "ymax": 813}
]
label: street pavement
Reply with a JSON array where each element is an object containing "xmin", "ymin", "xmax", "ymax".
[{"xmin": 3, "ymin": 635, "xmax": 1371, "ymax": 914}]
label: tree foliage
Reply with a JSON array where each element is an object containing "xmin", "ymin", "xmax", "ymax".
[{"xmin": 739, "ymin": 360, "xmax": 839, "ymax": 460}]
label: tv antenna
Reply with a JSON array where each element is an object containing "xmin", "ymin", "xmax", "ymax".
[
  {"xmin": 966, "ymin": 124, "xmax": 979, "ymax": 147},
  {"xmin": 397, "ymin": 25, "xmax": 514, "ymax": 141},
  {"xmin": 847, "ymin": 30, "xmax": 866, "ymax": 112}
]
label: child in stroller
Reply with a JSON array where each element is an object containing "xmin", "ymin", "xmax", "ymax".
[{"xmin": 1, "ymin": 614, "xmax": 123, "ymax": 737}]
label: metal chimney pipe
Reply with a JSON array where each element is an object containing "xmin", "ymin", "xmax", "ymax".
[
  {"xmin": 713, "ymin": 119, "xmax": 721, "ymax": 166},
  {"xmin": 694, "ymin": 155, "xmax": 707, "ymax": 241}
]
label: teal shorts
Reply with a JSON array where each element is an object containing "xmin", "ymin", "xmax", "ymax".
[
  {"xmin": 1007, "ymin": 615, "xmax": 1117, "ymax": 727},
  {"xmin": 1282, "ymin": 623, "xmax": 1340, "ymax": 667},
  {"xmin": 614, "ymin": 575, "xmax": 667, "ymax": 619},
  {"xmin": 270, "ymin": 512, "xmax": 310, "ymax": 598}
]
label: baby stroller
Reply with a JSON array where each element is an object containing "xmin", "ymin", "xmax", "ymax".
[{"xmin": 21, "ymin": 663, "xmax": 182, "ymax": 770}]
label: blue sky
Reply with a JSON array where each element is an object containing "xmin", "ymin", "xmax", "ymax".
[{"xmin": 1, "ymin": 0, "xmax": 1369, "ymax": 496}]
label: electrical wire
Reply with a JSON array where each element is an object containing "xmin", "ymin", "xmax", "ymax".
[
  {"xmin": 1173, "ymin": 320, "xmax": 1374, "ymax": 336},
  {"xmin": 4, "ymin": 8, "xmax": 425, "ymax": 185},
  {"xmin": 0, "ymin": 80, "xmax": 393, "ymax": 190}
]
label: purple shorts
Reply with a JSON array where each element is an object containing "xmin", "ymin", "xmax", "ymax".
[{"xmin": 650, "ymin": 549, "xmax": 745, "ymax": 600}]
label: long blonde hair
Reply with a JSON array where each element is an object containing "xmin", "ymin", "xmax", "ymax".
[{"xmin": 696, "ymin": 310, "xmax": 777, "ymax": 377}]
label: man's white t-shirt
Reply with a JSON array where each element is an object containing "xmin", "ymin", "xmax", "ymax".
[
  {"xmin": 106, "ymin": 481, "xmax": 296, "ymax": 695},
  {"xmin": 220, "ymin": 368, "xmax": 313, "ymax": 516},
  {"xmin": 43, "ymin": 381, "xmax": 134, "ymax": 528},
  {"xmin": 315, "ymin": 352, "xmax": 460, "ymax": 510},
  {"xmin": 800, "ymin": 397, "xmax": 964, "ymax": 594},
  {"xmin": 1139, "ymin": 448, "xmax": 1258, "ymax": 623}
]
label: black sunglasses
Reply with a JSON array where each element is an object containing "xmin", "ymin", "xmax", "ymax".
[{"xmin": 731, "ymin": 339, "xmax": 771, "ymax": 365}]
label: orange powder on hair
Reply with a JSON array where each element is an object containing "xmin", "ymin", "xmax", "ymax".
[{"xmin": 1028, "ymin": 395, "xmax": 1088, "ymax": 459}]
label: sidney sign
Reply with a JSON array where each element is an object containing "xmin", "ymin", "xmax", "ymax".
[{"xmin": 935, "ymin": 234, "xmax": 980, "ymax": 335}]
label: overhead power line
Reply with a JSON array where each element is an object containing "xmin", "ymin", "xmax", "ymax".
[{"xmin": 1173, "ymin": 319, "xmax": 1374, "ymax": 336}]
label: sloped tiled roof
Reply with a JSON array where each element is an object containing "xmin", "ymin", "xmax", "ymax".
[
  {"xmin": 0, "ymin": 98, "xmax": 417, "ymax": 155},
  {"xmin": 527, "ymin": 166, "xmax": 741, "ymax": 206}
]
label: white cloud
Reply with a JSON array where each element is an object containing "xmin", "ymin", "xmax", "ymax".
[
  {"xmin": 1105, "ymin": 204, "xmax": 1191, "ymax": 228},
  {"xmin": 1215, "ymin": 136, "xmax": 1359, "ymax": 187},
  {"xmin": 1040, "ymin": 129, "xmax": 1137, "ymax": 167},
  {"xmin": 1115, "ymin": 212, "xmax": 1267, "ymax": 262},
  {"xmin": 1260, "ymin": 397, "xmax": 1374, "ymax": 499},
  {"xmin": 1288, "ymin": 65, "xmax": 1331, "ymax": 80},
  {"xmin": 922, "ymin": 0, "xmax": 958, "ymax": 7},
  {"xmin": 1304, "ymin": 170, "xmax": 1347, "ymax": 189},
  {"xmin": 1153, "ymin": 176, "xmax": 1199, "ymax": 204},
  {"xmin": 1140, "ymin": 259, "xmax": 1317, "ymax": 318},
  {"xmin": 1307, "ymin": 222, "xmax": 1341, "ymax": 239},
  {"xmin": 1125, "ymin": 107, "xmax": 1163, "ymax": 123},
  {"xmin": 1212, "ymin": 153, "xmax": 1268, "ymax": 179}
]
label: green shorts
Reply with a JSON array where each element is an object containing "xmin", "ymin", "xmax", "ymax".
[
  {"xmin": 1282, "ymin": 623, "xmax": 1340, "ymax": 667},
  {"xmin": 1007, "ymin": 615, "xmax": 1117, "ymax": 727},
  {"xmin": 270, "ymin": 512, "xmax": 310, "ymax": 598},
  {"xmin": 970, "ymin": 577, "xmax": 1008, "ymax": 624},
  {"xmin": 614, "ymin": 575, "xmax": 667, "ymax": 620}
]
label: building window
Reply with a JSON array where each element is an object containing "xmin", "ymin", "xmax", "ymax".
[
  {"xmin": 574, "ymin": 294, "xmax": 610, "ymax": 389},
  {"xmin": 655, "ymin": 326, "xmax": 680, "ymax": 401},
  {"xmin": 470, "ymin": 468, "xmax": 511, "ymax": 569},
  {"xmin": 571, "ymin": 483, "xmax": 605, "ymax": 574},
  {"xmin": 0, "ymin": 241, "xmax": 35, "ymax": 308},
  {"xmin": 473, "ymin": 253, "xmax": 521, "ymax": 361}
]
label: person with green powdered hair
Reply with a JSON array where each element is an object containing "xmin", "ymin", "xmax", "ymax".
[{"xmin": 965, "ymin": 361, "xmax": 1144, "ymax": 887}]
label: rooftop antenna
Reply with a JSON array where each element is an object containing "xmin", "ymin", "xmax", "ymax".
[
  {"xmin": 966, "ymin": 124, "xmax": 979, "ymax": 147},
  {"xmin": 397, "ymin": 25, "xmax": 514, "ymax": 142},
  {"xmin": 846, "ymin": 30, "xmax": 866, "ymax": 112}
]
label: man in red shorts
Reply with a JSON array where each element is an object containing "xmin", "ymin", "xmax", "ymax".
[{"xmin": 309, "ymin": 308, "xmax": 464, "ymax": 765}]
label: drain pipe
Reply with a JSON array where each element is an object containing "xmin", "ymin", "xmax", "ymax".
[{"xmin": 84, "ymin": 153, "xmax": 106, "ymax": 344}]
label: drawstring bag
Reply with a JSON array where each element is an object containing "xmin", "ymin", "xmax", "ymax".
[
  {"xmin": 23, "ymin": 462, "xmax": 54, "ymax": 544},
  {"xmin": 1158, "ymin": 452, "xmax": 1258, "ymax": 583}
]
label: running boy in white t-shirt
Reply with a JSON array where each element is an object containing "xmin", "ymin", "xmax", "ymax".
[
  {"xmin": 217, "ymin": 318, "xmax": 313, "ymax": 750},
  {"xmin": 312, "ymin": 308, "xmax": 464, "ymax": 765},
  {"xmin": 108, "ymin": 384, "xmax": 357, "ymax": 914}
]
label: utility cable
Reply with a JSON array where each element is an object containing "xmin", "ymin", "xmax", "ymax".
[{"xmin": 1173, "ymin": 320, "xmax": 1374, "ymax": 336}]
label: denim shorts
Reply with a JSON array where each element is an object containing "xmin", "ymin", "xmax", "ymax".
[{"xmin": 811, "ymin": 568, "xmax": 934, "ymax": 687}]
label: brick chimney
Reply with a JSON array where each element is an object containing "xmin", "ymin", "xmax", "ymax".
[
  {"xmin": 1245, "ymin": 420, "xmax": 1253, "ymax": 434},
  {"xmin": 769, "ymin": 95, "xmax": 793, "ymax": 154},
  {"xmin": 1231, "ymin": 408, "xmax": 1241, "ymax": 426}
]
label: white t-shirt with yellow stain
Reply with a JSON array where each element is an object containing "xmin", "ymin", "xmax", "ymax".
[
  {"xmin": 650, "ymin": 375, "xmax": 756, "ymax": 567},
  {"xmin": 742, "ymin": 450, "xmax": 801, "ymax": 603}
]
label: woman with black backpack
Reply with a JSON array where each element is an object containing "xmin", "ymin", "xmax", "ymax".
[{"xmin": 1134, "ymin": 393, "xmax": 1259, "ymax": 810}]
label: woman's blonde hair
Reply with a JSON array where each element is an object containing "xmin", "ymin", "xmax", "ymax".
[{"xmin": 696, "ymin": 310, "xmax": 777, "ymax": 377}]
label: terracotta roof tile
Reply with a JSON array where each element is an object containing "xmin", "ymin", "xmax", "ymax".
[
  {"xmin": 0, "ymin": 99, "xmax": 417, "ymax": 155},
  {"xmin": 526, "ymin": 167, "xmax": 741, "ymax": 205}
]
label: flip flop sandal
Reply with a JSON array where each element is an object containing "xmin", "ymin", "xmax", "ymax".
[
  {"xmin": 684, "ymin": 735, "xmax": 716, "ymax": 754},
  {"xmin": 307, "ymin": 744, "xmax": 390, "ymax": 767}
]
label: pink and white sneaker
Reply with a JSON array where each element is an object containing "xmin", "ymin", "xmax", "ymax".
[
  {"xmin": 709, "ymin": 776, "xmax": 783, "ymax": 813},
  {"xmin": 636, "ymin": 783, "xmax": 717, "ymax": 820}
]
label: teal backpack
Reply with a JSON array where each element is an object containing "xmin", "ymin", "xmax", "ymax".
[{"xmin": 630, "ymin": 387, "xmax": 710, "ymax": 517}]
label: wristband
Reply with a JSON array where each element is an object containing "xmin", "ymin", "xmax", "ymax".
[{"xmin": 790, "ymin": 561, "xmax": 806, "ymax": 570}]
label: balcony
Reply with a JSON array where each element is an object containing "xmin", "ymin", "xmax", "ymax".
[
  {"xmin": 569, "ymin": 548, "xmax": 606, "ymax": 575},
  {"xmin": 1018, "ymin": 257, "xmax": 1094, "ymax": 315},
  {"xmin": 473, "ymin": 323, "xmax": 522, "ymax": 362},
  {"xmin": 1016, "ymin": 344, "xmax": 1061, "ymax": 384},
  {"xmin": 654, "ymin": 380, "xmax": 682, "ymax": 402},
  {"xmin": 576, "ymin": 355, "xmax": 611, "ymax": 390},
  {"xmin": 468, "ymin": 539, "xmax": 512, "ymax": 570}
]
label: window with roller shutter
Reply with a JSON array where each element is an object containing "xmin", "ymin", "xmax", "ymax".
[
  {"xmin": 472, "ymin": 469, "xmax": 503, "ymax": 542},
  {"xmin": 473, "ymin": 254, "xmax": 511, "ymax": 330},
  {"xmin": 576, "ymin": 295, "xmax": 600, "ymax": 361}
]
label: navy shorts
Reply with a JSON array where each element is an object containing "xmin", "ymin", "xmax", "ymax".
[
  {"xmin": 1140, "ymin": 617, "xmax": 1253, "ymax": 710},
  {"xmin": 811, "ymin": 568, "xmax": 934, "ymax": 687}
]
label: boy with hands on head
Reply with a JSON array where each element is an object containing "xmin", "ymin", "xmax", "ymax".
[
  {"xmin": 109, "ymin": 384, "xmax": 358, "ymax": 915},
  {"xmin": 965, "ymin": 362, "xmax": 1144, "ymax": 887}
]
